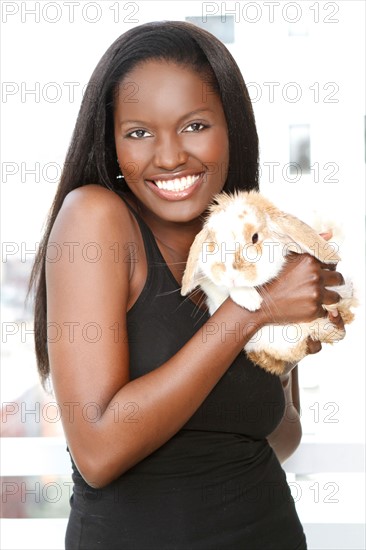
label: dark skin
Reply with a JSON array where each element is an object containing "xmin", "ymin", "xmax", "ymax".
[
  {"xmin": 46, "ymin": 61, "xmax": 344, "ymax": 487},
  {"xmin": 267, "ymin": 366, "xmax": 303, "ymax": 463}
]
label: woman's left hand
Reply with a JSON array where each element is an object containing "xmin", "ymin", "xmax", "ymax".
[{"xmin": 305, "ymin": 228, "xmax": 345, "ymax": 357}]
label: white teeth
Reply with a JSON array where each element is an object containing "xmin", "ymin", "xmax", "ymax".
[{"xmin": 153, "ymin": 174, "xmax": 200, "ymax": 191}]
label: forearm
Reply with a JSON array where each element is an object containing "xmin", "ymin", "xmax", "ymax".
[
  {"xmin": 267, "ymin": 367, "xmax": 302, "ymax": 464},
  {"xmin": 66, "ymin": 298, "xmax": 266, "ymax": 487},
  {"xmin": 290, "ymin": 365, "xmax": 301, "ymax": 414}
]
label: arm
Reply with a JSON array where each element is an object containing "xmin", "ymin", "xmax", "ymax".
[
  {"xmin": 267, "ymin": 366, "xmax": 302, "ymax": 464},
  {"xmin": 291, "ymin": 364, "xmax": 301, "ymax": 414},
  {"xmin": 47, "ymin": 186, "xmax": 343, "ymax": 488}
]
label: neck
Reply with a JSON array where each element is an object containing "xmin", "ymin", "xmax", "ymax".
[{"xmin": 128, "ymin": 195, "xmax": 205, "ymax": 259}]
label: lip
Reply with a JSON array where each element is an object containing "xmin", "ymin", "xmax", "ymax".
[
  {"xmin": 147, "ymin": 170, "xmax": 204, "ymax": 182},
  {"xmin": 145, "ymin": 171, "xmax": 205, "ymax": 201}
]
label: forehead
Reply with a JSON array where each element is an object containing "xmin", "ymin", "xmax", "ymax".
[{"xmin": 114, "ymin": 59, "xmax": 224, "ymax": 119}]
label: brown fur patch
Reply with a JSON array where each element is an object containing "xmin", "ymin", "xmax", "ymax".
[
  {"xmin": 243, "ymin": 224, "xmax": 256, "ymax": 242},
  {"xmin": 248, "ymin": 338, "xmax": 309, "ymax": 375},
  {"xmin": 206, "ymin": 242, "xmax": 216, "ymax": 254},
  {"xmin": 247, "ymin": 351, "xmax": 287, "ymax": 376},
  {"xmin": 232, "ymin": 257, "xmax": 257, "ymax": 282}
]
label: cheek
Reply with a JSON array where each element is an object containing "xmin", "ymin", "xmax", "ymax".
[
  {"xmin": 117, "ymin": 142, "xmax": 141, "ymax": 164},
  {"xmin": 198, "ymin": 141, "xmax": 229, "ymax": 191},
  {"xmin": 116, "ymin": 142, "xmax": 149, "ymax": 181},
  {"xmin": 242, "ymin": 243, "xmax": 262, "ymax": 262},
  {"xmin": 201, "ymin": 256, "xmax": 226, "ymax": 284},
  {"xmin": 208, "ymin": 131, "xmax": 229, "ymax": 165},
  {"xmin": 185, "ymin": 130, "xmax": 229, "ymax": 166},
  {"xmin": 213, "ymin": 135, "xmax": 229, "ymax": 182},
  {"xmin": 211, "ymin": 262, "xmax": 226, "ymax": 282},
  {"xmin": 237, "ymin": 263, "xmax": 257, "ymax": 283}
]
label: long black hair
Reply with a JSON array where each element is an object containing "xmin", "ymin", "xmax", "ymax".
[{"xmin": 28, "ymin": 20, "xmax": 259, "ymax": 386}]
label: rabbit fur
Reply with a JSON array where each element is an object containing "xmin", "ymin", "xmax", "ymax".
[{"xmin": 181, "ymin": 191, "xmax": 356, "ymax": 376}]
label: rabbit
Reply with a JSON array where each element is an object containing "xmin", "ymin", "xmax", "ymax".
[{"xmin": 181, "ymin": 191, "xmax": 356, "ymax": 376}]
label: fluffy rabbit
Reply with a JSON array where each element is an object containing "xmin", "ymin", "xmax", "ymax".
[{"xmin": 181, "ymin": 191, "xmax": 355, "ymax": 376}]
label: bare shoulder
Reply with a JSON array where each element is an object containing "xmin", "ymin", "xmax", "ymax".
[
  {"xmin": 47, "ymin": 184, "xmax": 145, "ymax": 308},
  {"xmin": 62, "ymin": 184, "xmax": 131, "ymax": 223},
  {"xmin": 50, "ymin": 184, "xmax": 138, "ymax": 245},
  {"xmin": 63, "ymin": 183, "xmax": 124, "ymax": 208}
]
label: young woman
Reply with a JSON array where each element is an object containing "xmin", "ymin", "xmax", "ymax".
[{"xmin": 29, "ymin": 21, "xmax": 344, "ymax": 549}]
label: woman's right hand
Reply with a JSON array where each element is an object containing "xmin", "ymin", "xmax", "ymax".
[{"xmin": 258, "ymin": 252, "xmax": 345, "ymax": 326}]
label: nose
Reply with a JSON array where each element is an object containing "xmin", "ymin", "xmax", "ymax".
[{"xmin": 153, "ymin": 133, "xmax": 188, "ymax": 170}]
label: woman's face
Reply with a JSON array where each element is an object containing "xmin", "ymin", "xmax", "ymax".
[{"xmin": 114, "ymin": 59, "xmax": 229, "ymax": 223}]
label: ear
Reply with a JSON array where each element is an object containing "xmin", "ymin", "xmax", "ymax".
[
  {"xmin": 181, "ymin": 226, "xmax": 212, "ymax": 295},
  {"xmin": 268, "ymin": 210, "xmax": 341, "ymax": 264}
]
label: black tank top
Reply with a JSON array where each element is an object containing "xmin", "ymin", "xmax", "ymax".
[{"xmin": 65, "ymin": 196, "xmax": 307, "ymax": 550}]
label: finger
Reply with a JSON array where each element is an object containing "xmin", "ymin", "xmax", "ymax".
[
  {"xmin": 315, "ymin": 254, "xmax": 339, "ymax": 271},
  {"xmin": 322, "ymin": 270, "xmax": 345, "ymax": 286},
  {"xmin": 327, "ymin": 310, "xmax": 345, "ymax": 331},
  {"xmin": 306, "ymin": 253, "xmax": 337, "ymax": 271},
  {"xmin": 284, "ymin": 251, "xmax": 302, "ymax": 264},
  {"xmin": 322, "ymin": 289, "xmax": 342, "ymax": 306},
  {"xmin": 306, "ymin": 338, "xmax": 322, "ymax": 355},
  {"xmin": 328, "ymin": 307, "xmax": 339, "ymax": 318},
  {"xmin": 318, "ymin": 261, "xmax": 337, "ymax": 271}
]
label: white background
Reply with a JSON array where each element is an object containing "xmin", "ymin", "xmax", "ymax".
[{"xmin": 1, "ymin": 1, "xmax": 365, "ymax": 548}]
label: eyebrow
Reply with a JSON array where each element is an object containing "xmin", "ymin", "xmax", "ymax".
[{"xmin": 119, "ymin": 108, "xmax": 215, "ymax": 127}]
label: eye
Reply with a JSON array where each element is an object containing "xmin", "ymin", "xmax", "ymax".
[
  {"xmin": 251, "ymin": 233, "xmax": 259, "ymax": 244},
  {"xmin": 126, "ymin": 129, "xmax": 152, "ymax": 139},
  {"xmin": 183, "ymin": 122, "xmax": 207, "ymax": 133}
]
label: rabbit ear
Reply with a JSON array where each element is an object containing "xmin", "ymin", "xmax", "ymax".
[
  {"xmin": 181, "ymin": 226, "xmax": 213, "ymax": 295},
  {"xmin": 268, "ymin": 210, "xmax": 341, "ymax": 264}
]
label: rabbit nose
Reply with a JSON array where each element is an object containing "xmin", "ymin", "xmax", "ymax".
[{"xmin": 229, "ymin": 270, "xmax": 241, "ymax": 287}]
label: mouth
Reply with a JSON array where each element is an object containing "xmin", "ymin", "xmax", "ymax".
[
  {"xmin": 148, "ymin": 173, "xmax": 202, "ymax": 192},
  {"xmin": 145, "ymin": 172, "xmax": 204, "ymax": 200}
]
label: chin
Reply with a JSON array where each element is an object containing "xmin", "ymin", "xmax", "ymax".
[{"xmin": 155, "ymin": 201, "xmax": 208, "ymax": 224}]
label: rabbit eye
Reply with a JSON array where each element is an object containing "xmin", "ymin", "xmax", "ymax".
[{"xmin": 252, "ymin": 233, "xmax": 259, "ymax": 244}]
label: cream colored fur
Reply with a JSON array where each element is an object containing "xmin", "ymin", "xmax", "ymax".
[{"xmin": 181, "ymin": 191, "xmax": 356, "ymax": 376}]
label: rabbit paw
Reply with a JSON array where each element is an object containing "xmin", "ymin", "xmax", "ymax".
[{"xmin": 229, "ymin": 287, "xmax": 262, "ymax": 311}]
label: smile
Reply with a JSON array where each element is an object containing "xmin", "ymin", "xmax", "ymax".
[{"xmin": 152, "ymin": 174, "xmax": 202, "ymax": 192}]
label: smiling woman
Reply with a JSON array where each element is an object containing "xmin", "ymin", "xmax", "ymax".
[{"xmin": 28, "ymin": 20, "xmax": 345, "ymax": 550}]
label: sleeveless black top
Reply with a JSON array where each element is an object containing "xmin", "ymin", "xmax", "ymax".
[{"xmin": 65, "ymin": 197, "xmax": 307, "ymax": 550}]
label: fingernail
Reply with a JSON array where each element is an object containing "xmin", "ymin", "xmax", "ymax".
[{"xmin": 329, "ymin": 308, "xmax": 339, "ymax": 318}]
